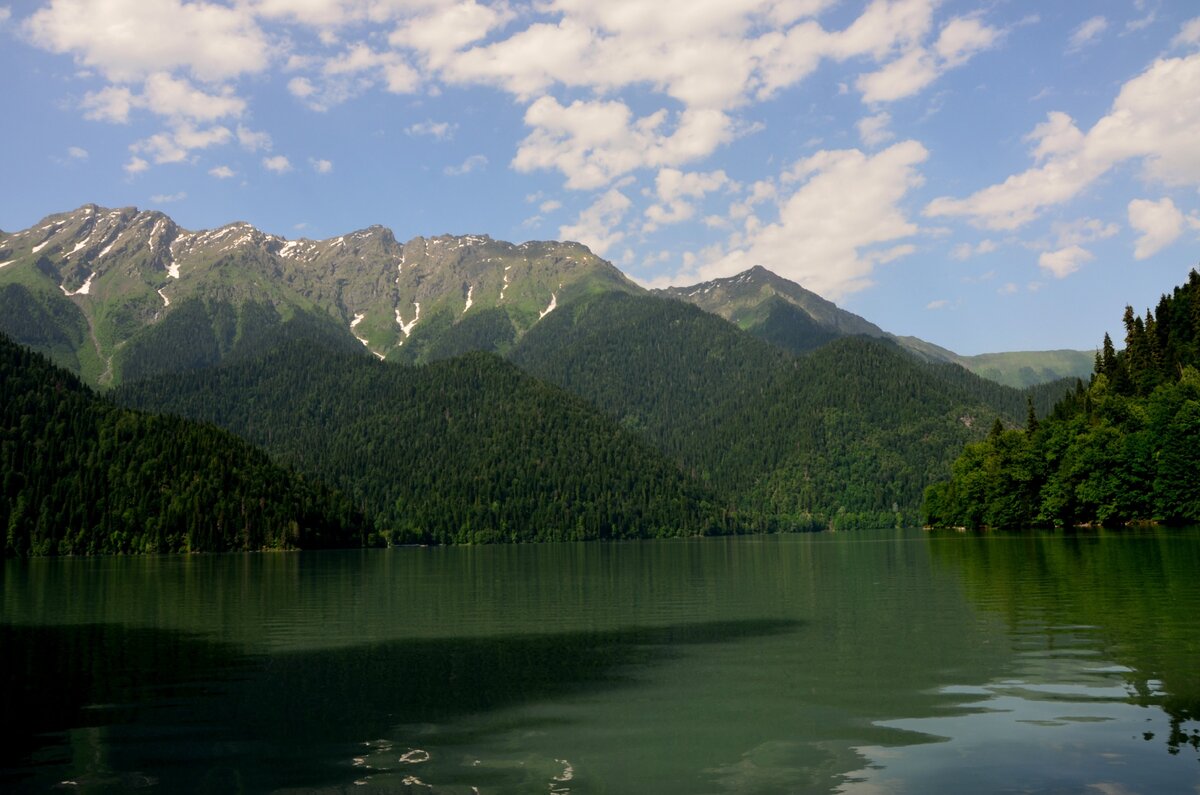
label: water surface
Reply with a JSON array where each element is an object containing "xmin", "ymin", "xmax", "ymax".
[{"xmin": 4, "ymin": 528, "xmax": 1199, "ymax": 793}]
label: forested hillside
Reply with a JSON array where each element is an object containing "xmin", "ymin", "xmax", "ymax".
[
  {"xmin": 115, "ymin": 344, "xmax": 727, "ymax": 544},
  {"xmin": 925, "ymin": 269, "xmax": 1200, "ymax": 528},
  {"xmin": 1, "ymin": 334, "xmax": 364, "ymax": 556},
  {"xmin": 511, "ymin": 291, "xmax": 1068, "ymax": 528}
]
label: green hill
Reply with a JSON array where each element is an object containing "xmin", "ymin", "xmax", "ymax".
[
  {"xmin": 115, "ymin": 344, "xmax": 727, "ymax": 544},
  {"xmin": 0, "ymin": 333, "xmax": 364, "ymax": 557}
]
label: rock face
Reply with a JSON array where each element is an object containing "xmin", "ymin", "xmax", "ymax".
[{"xmin": 0, "ymin": 205, "xmax": 637, "ymax": 384}]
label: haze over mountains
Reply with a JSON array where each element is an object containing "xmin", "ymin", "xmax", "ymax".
[{"xmin": 0, "ymin": 205, "xmax": 1091, "ymax": 389}]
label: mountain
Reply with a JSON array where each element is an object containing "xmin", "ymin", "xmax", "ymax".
[
  {"xmin": 0, "ymin": 332, "xmax": 364, "ymax": 556},
  {"xmin": 0, "ymin": 205, "xmax": 636, "ymax": 385},
  {"xmin": 511, "ymin": 290, "xmax": 1066, "ymax": 528},
  {"xmin": 115, "ymin": 343, "xmax": 727, "ymax": 544},
  {"xmin": 660, "ymin": 266, "xmax": 1093, "ymax": 385}
]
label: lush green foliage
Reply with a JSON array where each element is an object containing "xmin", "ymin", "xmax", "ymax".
[
  {"xmin": 116, "ymin": 344, "xmax": 728, "ymax": 544},
  {"xmin": 926, "ymin": 269, "xmax": 1200, "ymax": 527},
  {"xmin": 1, "ymin": 334, "xmax": 365, "ymax": 556},
  {"xmin": 511, "ymin": 292, "xmax": 1061, "ymax": 529}
]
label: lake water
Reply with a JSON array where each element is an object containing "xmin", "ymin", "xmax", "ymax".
[{"xmin": 4, "ymin": 528, "xmax": 1199, "ymax": 793}]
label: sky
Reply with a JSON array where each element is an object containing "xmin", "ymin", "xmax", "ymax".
[{"xmin": 2, "ymin": 0, "xmax": 1200, "ymax": 355}]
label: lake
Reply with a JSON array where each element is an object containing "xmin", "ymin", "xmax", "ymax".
[{"xmin": 4, "ymin": 527, "xmax": 1199, "ymax": 793}]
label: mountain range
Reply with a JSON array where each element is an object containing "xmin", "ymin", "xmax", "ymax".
[
  {"xmin": 0, "ymin": 204, "xmax": 1090, "ymax": 389},
  {"xmin": 1, "ymin": 204, "xmax": 1097, "ymax": 552}
]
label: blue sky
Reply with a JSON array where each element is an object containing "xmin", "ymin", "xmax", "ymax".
[{"xmin": 2, "ymin": 0, "xmax": 1199, "ymax": 354}]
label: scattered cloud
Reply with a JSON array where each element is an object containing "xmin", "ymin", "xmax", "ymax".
[
  {"xmin": 950, "ymin": 239, "xmax": 996, "ymax": 260},
  {"xmin": 539, "ymin": 199, "xmax": 561, "ymax": 213},
  {"xmin": 124, "ymin": 156, "xmax": 148, "ymax": 175},
  {"xmin": 857, "ymin": 112, "xmax": 893, "ymax": 148},
  {"xmin": 926, "ymin": 298, "xmax": 948, "ymax": 309},
  {"xmin": 406, "ymin": 120, "xmax": 456, "ymax": 140},
  {"xmin": 998, "ymin": 282, "xmax": 1018, "ymax": 295},
  {"xmin": 678, "ymin": 140, "xmax": 929, "ymax": 299},
  {"xmin": 310, "ymin": 157, "xmax": 333, "ymax": 174},
  {"xmin": 1173, "ymin": 17, "xmax": 1200, "ymax": 49},
  {"xmin": 1128, "ymin": 197, "xmax": 1184, "ymax": 259},
  {"xmin": 263, "ymin": 154, "xmax": 292, "ymax": 173},
  {"xmin": 209, "ymin": 165, "xmax": 235, "ymax": 179},
  {"xmin": 67, "ymin": 145, "xmax": 88, "ymax": 160},
  {"xmin": 1038, "ymin": 244, "xmax": 1093, "ymax": 278},
  {"xmin": 236, "ymin": 125, "xmax": 272, "ymax": 152},
  {"xmin": 1067, "ymin": 16, "xmax": 1108, "ymax": 53},
  {"xmin": 1052, "ymin": 217, "xmax": 1119, "ymax": 247},
  {"xmin": 559, "ymin": 188, "xmax": 631, "ymax": 256},
  {"xmin": 926, "ymin": 51, "xmax": 1200, "ymax": 229},
  {"xmin": 444, "ymin": 154, "xmax": 488, "ymax": 176},
  {"xmin": 644, "ymin": 168, "xmax": 730, "ymax": 232},
  {"xmin": 150, "ymin": 191, "xmax": 186, "ymax": 203}
]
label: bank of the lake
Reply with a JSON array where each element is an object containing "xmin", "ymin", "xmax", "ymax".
[{"xmin": 4, "ymin": 527, "xmax": 1199, "ymax": 793}]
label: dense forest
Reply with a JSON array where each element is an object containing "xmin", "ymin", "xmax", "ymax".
[
  {"xmin": 115, "ymin": 344, "xmax": 728, "ymax": 544},
  {"xmin": 0, "ymin": 333, "xmax": 365, "ymax": 556},
  {"xmin": 925, "ymin": 269, "xmax": 1200, "ymax": 528},
  {"xmin": 511, "ymin": 292, "xmax": 1069, "ymax": 529}
]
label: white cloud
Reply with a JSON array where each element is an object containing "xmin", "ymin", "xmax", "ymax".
[
  {"xmin": 925, "ymin": 51, "xmax": 1200, "ymax": 230},
  {"xmin": 539, "ymin": 199, "xmax": 561, "ymax": 213},
  {"xmin": 0, "ymin": 7, "xmax": 10, "ymax": 26},
  {"xmin": 1067, "ymin": 16, "xmax": 1108, "ymax": 53},
  {"xmin": 311, "ymin": 157, "xmax": 333, "ymax": 174},
  {"xmin": 263, "ymin": 154, "xmax": 292, "ymax": 173},
  {"xmin": 81, "ymin": 86, "xmax": 136, "ymax": 123},
  {"xmin": 406, "ymin": 120, "xmax": 457, "ymax": 140},
  {"xmin": 998, "ymin": 282, "xmax": 1018, "ymax": 295},
  {"xmin": 513, "ymin": 97, "xmax": 736, "ymax": 190},
  {"xmin": 679, "ymin": 140, "xmax": 928, "ymax": 299},
  {"xmin": 644, "ymin": 168, "xmax": 729, "ymax": 231},
  {"xmin": 1038, "ymin": 245, "xmax": 1092, "ymax": 278},
  {"xmin": 925, "ymin": 298, "xmax": 948, "ymax": 309},
  {"xmin": 67, "ymin": 145, "xmax": 88, "ymax": 160},
  {"xmin": 1128, "ymin": 197, "xmax": 1185, "ymax": 259},
  {"xmin": 209, "ymin": 165, "xmax": 235, "ymax": 179},
  {"xmin": 150, "ymin": 191, "xmax": 187, "ymax": 203},
  {"xmin": 130, "ymin": 123, "xmax": 232, "ymax": 166},
  {"xmin": 1174, "ymin": 17, "xmax": 1200, "ymax": 48},
  {"xmin": 559, "ymin": 188, "xmax": 632, "ymax": 256},
  {"xmin": 236, "ymin": 125, "xmax": 272, "ymax": 152},
  {"xmin": 857, "ymin": 111, "xmax": 893, "ymax": 148},
  {"xmin": 141, "ymin": 72, "xmax": 245, "ymax": 121},
  {"xmin": 26, "ymin": 0, "xmax": 270, "ymax": 82},
  {"xmin": 444, "ymin": 154, "xmax": 487, "ymax": 176},
  {"xmin": 124, "ymin": 156, "xmax": 148, "ymax": 175}
]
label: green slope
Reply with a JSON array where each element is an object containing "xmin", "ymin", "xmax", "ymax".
[
  {"xmin": 1, "ymin": 333, "xmax": 365, "ymax": 556},
  {"xmin": 511, "ymin": 291, "xmax": 1071, "ymax": 529},
  {"xmin": 115, "ymin": 344, "xmax": 727, "ymax": 543}
]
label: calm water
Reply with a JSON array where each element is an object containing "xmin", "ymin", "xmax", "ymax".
[{"xmin": 3, "ymin": 528, "xmax": 1200, "ymax": 793}]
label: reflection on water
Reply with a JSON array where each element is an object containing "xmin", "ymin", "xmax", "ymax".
[{"xmin": 3, "ymin": 529, "xmax": 1200, "ymax": 793}]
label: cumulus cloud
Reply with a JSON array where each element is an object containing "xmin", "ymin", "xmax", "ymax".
[
  {"xmin": 67, "ymin": 145, "xmax": 88, "ymax": 160},
  {"xmin": 310, "ymin": 157, "xmax": 333, "ymax": 174},
  {"xmin": 263, "ymin": 154, "xmax": 292, "ymax": 173},
  {"xmin": 559, "ymin": 188, "xmax": 632, "ymax": 256},
  {"xmin": 925, "ymin": 51, "xmax": 1200, "ymax": 230},
  {"xmin": 150, "ymin": 191, "xmax": 187, "ymax": 203},
  {"xmin": 950, "ymin": 239, "xmax": 996, "ymax": 260},
  {"xmin": 237, "ymin": 125, "xmax": 272, "ymax": 152},
  {"xmin": 1173, "ymin": 17, "xmax": 1200, "ymax": 48},
  {"xmin": 124, "ymin": 156, "xmax": 148, "ymax": 175},
  {"xmin": 857, "ymin": 111, "xmax": 893, "ymax": 148},
  {"xmin": 1038, "ymin": 245, "xmax": 1093, "ymax": 279},
  {"xmin": 676, "ymin": 140, "xmax": 928, "ymax": 299},
  {"xmin": 209, "ymin": 165, "xmax": 235, "ymax": 179},
  {"xmin": 925, "ymin": 299, "xmax": 948, "ymax": 309},
  {"xmin": 26, "ymin": 0, "xmax": 270, "ymax": 82},
  {"xmin": 1128, "ymin": 197, "xmax": 1185, "ymax": 259},
  {"xmin": 644, "ymin": 168, "xmax": 730, "ymax": 231}
]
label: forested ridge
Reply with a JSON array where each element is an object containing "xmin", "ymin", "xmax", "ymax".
[
  {"xmin": 512, "ymin": 291, "xmax": 1068, "ymax": 529},
  {"xmin": 925, "ymin": 269, "xmax": 1200, "ymax": 528},
  {"xmin": 1, "ymin": 333, "xmax": 365, "ymax": 556},
  {"xmin": 115, "ymin": 343, "xmax": 728, "ymax": 544}
]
